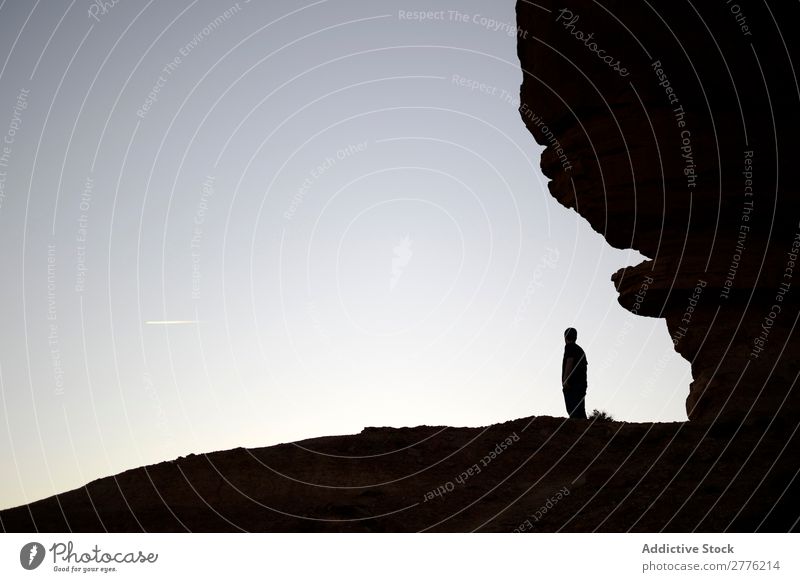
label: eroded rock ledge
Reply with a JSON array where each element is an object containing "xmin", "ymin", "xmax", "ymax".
[{"xmin": 517, "ymin": 0, "xmax": 800, "ymax": 422}]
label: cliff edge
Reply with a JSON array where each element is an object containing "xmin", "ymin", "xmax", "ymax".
[{"xmin": 516, "ymin": 0, "xmax": 800, "ymax": 422}]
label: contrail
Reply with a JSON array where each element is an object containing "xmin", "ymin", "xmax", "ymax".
[{"xmin": 144, "ymin": 320, "xmax": 202, "ymax": 325}]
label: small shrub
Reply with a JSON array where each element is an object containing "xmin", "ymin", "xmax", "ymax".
[{"xmin": 589, "ymin": 409, "xmax": 615, "ymax": 422}]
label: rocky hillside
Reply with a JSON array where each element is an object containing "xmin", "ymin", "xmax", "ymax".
[{"xmin": 1, "ymin": 416, "xmax": 797, "ymax": 532}]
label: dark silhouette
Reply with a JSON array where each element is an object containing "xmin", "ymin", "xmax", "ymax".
[
  {"xmin": 519, "ymin": 0, "xmax": 800, "ymax": 424},
  {"xmin": 562, "ymin": 327, "xmax": 587, "ymax": 419}
]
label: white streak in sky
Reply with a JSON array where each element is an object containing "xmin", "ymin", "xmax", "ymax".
[{"xmin": 144, "ymin": 320, "xmax": 202, "ymax": 325}]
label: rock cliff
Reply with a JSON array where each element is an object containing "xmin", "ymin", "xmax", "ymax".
[{"xmin": 516, "ymin": 0, "xmax": 800, "ymax": 422}]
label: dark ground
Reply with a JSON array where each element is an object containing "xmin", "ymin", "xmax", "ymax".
[{"xmin": 2, "ymin": 415, "xmax": 797, "ymax": 532}]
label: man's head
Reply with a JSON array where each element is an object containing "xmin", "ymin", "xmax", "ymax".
[{"xmin": 564, "ymin": 327, "xmax": 577, "ymax": 343}]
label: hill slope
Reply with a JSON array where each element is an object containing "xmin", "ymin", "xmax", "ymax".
[{"xmin": 2, "ymin": 416, "xmax": 797, "ymax": 532}]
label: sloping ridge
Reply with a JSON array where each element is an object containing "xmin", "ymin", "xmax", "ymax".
[{"xmin": 2, "ymin": 417, "xmax": 797, "ymax": 532}]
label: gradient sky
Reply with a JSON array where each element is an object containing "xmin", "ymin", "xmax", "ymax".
[{"xmin": 0, "ymin": 0, "xmax": 689, "ymax": 511}]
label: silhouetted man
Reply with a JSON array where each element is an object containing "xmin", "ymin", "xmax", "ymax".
[{"xmin": 562, "ymin": 327, "xmax": 587, "ymax": 419}]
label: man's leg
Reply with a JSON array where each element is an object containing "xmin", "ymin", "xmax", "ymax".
[
  {"xmin": 563, "ymin": 388, "xmax": 575, "ymax": 417},
  {"xmin": 564, "ymin": 386, "xmax": 585, "ymax": 419},
  {"xmin": 575, "ymin": 387, "xmax": 587, "ymax": 419}
]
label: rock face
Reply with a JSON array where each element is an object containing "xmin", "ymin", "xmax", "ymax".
[{"xmin": 517, "ymin": 1, "xmax": 800, "ymax": 422}]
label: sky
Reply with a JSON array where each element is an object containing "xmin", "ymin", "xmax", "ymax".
[{"xmin": 0, "ymin": 0, "xmax": 689, "ymax": 511}]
